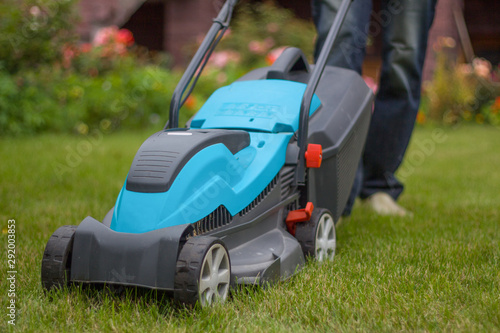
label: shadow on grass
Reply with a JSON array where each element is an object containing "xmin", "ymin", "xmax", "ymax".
[{"xmin": 42, "ymin": 283, "xmax": 188, "ymax": 317}]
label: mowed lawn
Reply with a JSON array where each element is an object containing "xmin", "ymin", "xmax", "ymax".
[{"xmin": 1, "ymin": 125, "xmax": 499, "ymax": 332}]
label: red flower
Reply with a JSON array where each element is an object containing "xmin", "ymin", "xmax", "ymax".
[
  {"xmin": 491, "ymin": 96, "xmax": 500, "ymax": 114},
  {"xmin": 92, "ymin": 26, "xmax": 135, "ymax": 58},
  {"xmin": 416, "ymin": 111, "xmax": 426, "ymax": 124},
  {"xmin": 116, "ymin": 29, "xmax": 135, "ymax": 47},
  {"xmin": 495, "ymin": 97, "xmax": 500, "ymax": 109},
  {"xmin": 184, "ymin": 95, "xmax": 197, "ymax": 110},
  {"xmin": 80, "ymin": 43, "xmax": 92, "ymax": 53},
  {"xmin": 62, "ymin": 44, "xmax": 78, "ymax": 68},
  {"xmin": 265, "ymin": 47, "xmax": 286, "ymax": 65}
]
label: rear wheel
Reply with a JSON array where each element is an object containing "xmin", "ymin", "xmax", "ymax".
[
  {"xmin": 295, "ymin": 208, "xmax": 336, "ymax": 262},
  {"xmin": 41, "ymin": 225, "xmax": 77, "ymax": 290},
  {"xmin": 174, "ymin": 236, "xmax": 231, "ymax": 307}
]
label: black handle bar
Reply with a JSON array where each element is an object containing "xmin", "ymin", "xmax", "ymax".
[
  {"xmin": 165, "ymin": 0, "xmax": 353, "ymax": 186},
  {"xmin": 166, "ymin": 0, "xmax": 238, "ymax": 129},
  {"xmin": 295, "ymin": 0, "xmax": 353, "ymax": 185}
]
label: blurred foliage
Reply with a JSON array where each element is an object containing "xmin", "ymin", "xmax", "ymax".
[
  {"xmin": 188, "ymin": 1, "xmax": 316, "ymax": 103},
  {"xmin": 0, "ymin": 0, "xmax": 78, "ymax": 74},
  {"xmin": 0, "ymin": 63, "xmax": 180, "ymax": 135},
  {"xmin": 4, "ymin": 0, "xmax": 500, "ymax": 135},
  {"xmin": 419, "ymin": 43, "xmax": 500, "ymax": 126},
  {"xmin": 0, "ymin": 0, "xmax": 317, "ymax": 136},
  {"xmin": 218, "ymin": 1, "xmax": 316, "ymax": 69}
]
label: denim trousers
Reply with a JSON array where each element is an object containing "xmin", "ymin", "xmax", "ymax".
[{"xmin": 312, "ymin": 0, "xmax": 437, "ymax": 215}]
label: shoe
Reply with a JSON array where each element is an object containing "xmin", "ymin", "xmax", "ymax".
[{"xmin": 363, "ymin": 192, "xmax": 412, "ymax": 217}]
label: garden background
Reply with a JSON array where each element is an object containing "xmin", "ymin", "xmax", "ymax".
[{"xmin": 1, "ymin": 0, "xmax": 499, "ymax": 331}]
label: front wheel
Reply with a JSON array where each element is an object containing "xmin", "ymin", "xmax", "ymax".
[
  {"xmin": 41, "ymin": 225, "xmax": 78, "ymax": 291},
  {"xmin": 295, "ymin": 208, "xmax": 336, "ymax": 262},
  {"xmin": 174, "ymin": 236, "xmax": 231, "ymax": 307}
]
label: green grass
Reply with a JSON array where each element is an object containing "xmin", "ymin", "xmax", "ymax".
[{"xmin": 1, "ymin": 125, "xmax": 499, "ymax": 332}]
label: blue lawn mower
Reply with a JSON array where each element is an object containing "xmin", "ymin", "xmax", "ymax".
[{"xmin": 41, "ymin": 0, "xmax": 373, "ymax": 307}]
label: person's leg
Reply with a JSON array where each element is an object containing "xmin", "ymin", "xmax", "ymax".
[
  {"xmin": 360, "ymin": 0, "xmax": 437, "ymax": 201},
  {"xmin": 312, "ymin": 0, "xmax": 372, "ymax": 74},
  {"xmin": 312, "ymin": 0, "xmax": 372, "ymax": 216}
]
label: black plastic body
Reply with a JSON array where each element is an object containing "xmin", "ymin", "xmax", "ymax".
[
  {"xmin": 126, "ymin": 129, "xmax": 249, "ymax": 193},
  {"xmin": 238, "ymin": 55, "xmax": 373, "ymax": 220},
  {"xmin": 71, "ymin": 217, "xmax": 189, "ymax": 289}
]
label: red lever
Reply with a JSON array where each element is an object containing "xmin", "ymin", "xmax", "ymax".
[
  {"xmin": 286, "ymin": 202, "xmax": 314, "ymax": 236},
  {"xmin": 305, "ymin": 144, "xmax": 322, "ymax": 168}
]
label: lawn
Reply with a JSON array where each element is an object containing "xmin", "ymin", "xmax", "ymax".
[{"xmin": 1, "ymin": 125, "xmax": 499, "ymax": 332}]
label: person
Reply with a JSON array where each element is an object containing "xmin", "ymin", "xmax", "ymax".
[{"xmin": 312, "ymin": 0, "xmax": 437, "ymax": 216}]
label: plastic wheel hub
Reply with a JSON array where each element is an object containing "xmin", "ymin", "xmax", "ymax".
[
  {"xmin": 199, "ymin": 243, "xmax": 230, "ymax": 306},
  {"xmin": 295, "ymin": 208, "xmax": 336, "ymax": 262},
  {"xmin": 174, "ymin": 236, "xmax": 231, "ymax": 307},
  {"xmin": 315, "ymin": 213, "xmax": 336, "ymax": 261}
]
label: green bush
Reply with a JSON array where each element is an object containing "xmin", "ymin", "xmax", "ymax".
[
  {"xmin": 419, "ymin": 49, "xmax": 500, "ymax": 126},
  {"xmin": 0, "ymin": 0, "xmax": 317, "ymax": 136},
  {"xmin": 421, "ymin": 53, "xmax": 476, "ymax": 124},
  {"xmin": 0, "ymin": 64, "xmax": 183, "ymax": 135},
  {"xmin": 0, "ymin": 0, "xmax": 78, "ymax": 74}
]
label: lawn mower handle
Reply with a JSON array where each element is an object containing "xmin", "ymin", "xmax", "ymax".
[
  {"xmin": 165, "ymin": 0, "xmax": 354, "ymax": 186},
  {"xmin": 166, "ymin": 0, "xmax": 238, "ymax": 129},
  {"xmin": 295, "ymin": 0, "xmax": 353, "ymax": 185}
]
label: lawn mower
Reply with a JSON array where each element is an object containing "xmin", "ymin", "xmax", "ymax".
[{"xmin": 41, "ymin": 0, "xmax": 373, "ymax": 307}]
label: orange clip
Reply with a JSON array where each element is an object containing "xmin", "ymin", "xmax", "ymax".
[
  {"xmin": 286, "ymin": 202, "xmax": 314, "ymax": 236},
  {"xmin": 305, "ymin": 144, "xmax": 322, "ymax": 168}
]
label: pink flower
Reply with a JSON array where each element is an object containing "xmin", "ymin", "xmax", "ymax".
[
  {"xmin": 263, "ymin": 37, "xmax": 275, "ymax": 49},
  {"xmin": 30, "ymin": 6, "xmax": 41, "ymax": 17},
  {"xmin": 92, "ymin": 26, "xmax": 135, "ymax": 57},
  {"xmin": 249, "ymin": 39, "xmax": 275, "ymax": 55},
  {"xmin": 208, "ymin": 51, "xmax": 240, "ymax": 68},
  {"xmin": 457, "ymin": 63, "xmax": 473, "ymax": 75},
  {"xmin": 93, "ymin": 26, "xmax": 118, "ymax": 46},
  {"xmin": 210, "ymin": 52, "xmax": 230, "ymax": 68},
  {"xmin": 266, "ymin": 22, "xmax": 279, "ymax": 33},
  {"xmin": 473, "ymin": 58, "xmax": 492, "ymax": 78},
  {"xmin": 248, "ymin": 40, "xmax": 267, "ymax": 55}
]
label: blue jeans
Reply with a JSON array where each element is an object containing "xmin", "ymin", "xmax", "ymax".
[{"xmin": 312, "ymin": 0, "xmax": 437, "ymax": 215}]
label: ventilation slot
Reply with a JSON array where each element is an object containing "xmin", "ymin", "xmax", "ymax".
[
  {"xmin": 238, "ymin": 175, "xmax": 278, "ymax": 217},
  {"xmin": 280, "ymin": 166, "xmax": 295, "ymax": 200},
  {"xmin": 129, "ymin": 150, "xmax": 178, "ymax": 180},
  {"xmin": 192, "ymin": 205, "xmax": 233, "ymax": 236}
]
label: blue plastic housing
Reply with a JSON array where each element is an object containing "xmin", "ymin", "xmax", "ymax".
[
  {"xmin": 111, "ymin": 132, "xmax": 293, "ymax": 233},
  {"xmin": 110, "ymin": 79, "xmax": 322, "ymax": 234},
  {"xmin": 191, "ymin": 80, "xmax": 321, "ymax": 132}
]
